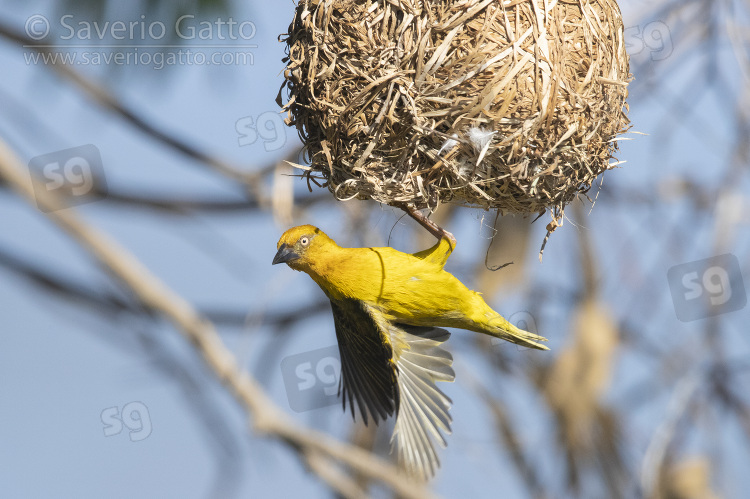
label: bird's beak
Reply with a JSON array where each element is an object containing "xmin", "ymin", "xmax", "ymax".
[{"xmin": 272, "ymin": 243, "xmax": 300, "ymax": 265}]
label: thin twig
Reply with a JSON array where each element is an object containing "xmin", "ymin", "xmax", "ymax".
[{"xmin": 393, "ymin": 202, "xmax": 456, "ymax": 249}]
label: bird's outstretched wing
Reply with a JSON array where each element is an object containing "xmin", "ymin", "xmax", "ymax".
[
  {"xmin": 330, "ymin": 298, "xmax": 455, "ymax": 478},
  {"xmin": 385, "ymin": 322, "xmax": 455, "ymax": 478},
  {"xmin": 330, "ymin": 299, "xmax": 399, "ymax": 425}
]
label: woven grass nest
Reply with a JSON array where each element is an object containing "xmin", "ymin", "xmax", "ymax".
[{"xmin": 279, "ymin": 0, "xmax": 631, "ymax": 226}]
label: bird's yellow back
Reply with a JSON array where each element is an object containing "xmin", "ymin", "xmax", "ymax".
[{"xmin": 296, "ymin": 234, "xmax": 486, "ymax": 327}]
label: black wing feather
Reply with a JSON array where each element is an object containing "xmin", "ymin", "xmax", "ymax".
[
  {"xmin": 330, "ymin": 299, "xmax": 398, "ymax": 425},
  {"xmin": 329, "ymin": 300, "xmax": 455, "ymax": 478}
]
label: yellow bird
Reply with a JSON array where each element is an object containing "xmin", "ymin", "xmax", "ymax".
[{"xmin": 273, "ymin": 224, "xmax": 548, "ymax": 478}]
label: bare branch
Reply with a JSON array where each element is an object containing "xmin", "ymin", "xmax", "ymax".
[{"xmin": 0, "ymin": 22, "xmax": 266, "ymax": 195}]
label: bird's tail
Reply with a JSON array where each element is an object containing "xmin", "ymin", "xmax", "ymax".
[{"xmin": 483, "ymin": 315, "xmax": 549, "ymax": 350}]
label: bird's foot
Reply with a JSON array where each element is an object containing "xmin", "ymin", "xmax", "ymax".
[{"xmin": 394, "ymin": 202, "xmax": 456, "ymax": 250}]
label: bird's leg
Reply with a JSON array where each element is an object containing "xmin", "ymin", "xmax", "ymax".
[{"xmin": 395, "ymin": 202, "xmax": 456, "ymax": 250}]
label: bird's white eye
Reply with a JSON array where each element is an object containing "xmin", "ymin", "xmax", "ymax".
[{"xmin": 300, "ymin": 237, "xmax": 310, "ymax": 246}]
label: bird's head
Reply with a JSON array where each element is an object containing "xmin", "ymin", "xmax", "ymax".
[{"xmin": 272, "ymin": 225, "xmax": 333, "ymax": 272}]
